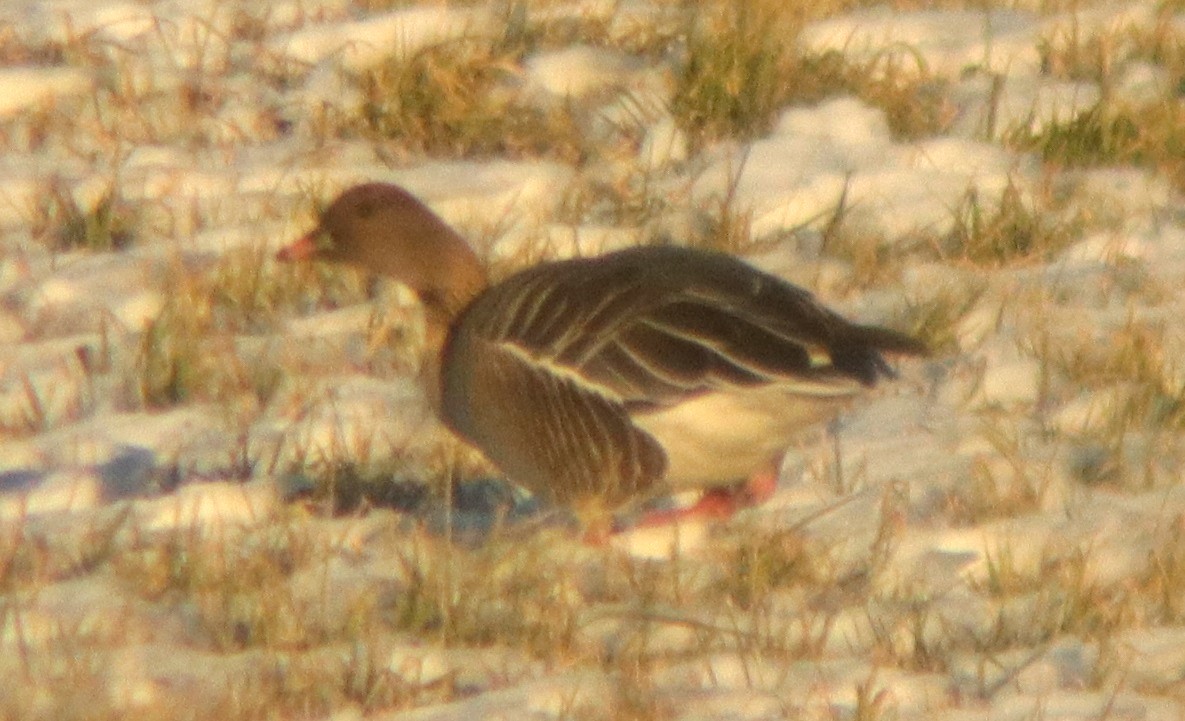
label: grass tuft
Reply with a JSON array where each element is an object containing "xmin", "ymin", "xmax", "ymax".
[
  {"xmin": 354, "ymin": 38, "xmax": 585, "ymax": 161},
  {"xmin": 1007, "ymin": 103, "xmax": 1141, "ymax": 165},
  {"xmin": 132, "ymin": 258, "xmax": 290, "ymax": 410},
  {"xmin": 941, "ymin": 180, "xmax": 1079, "ymax": 266},
  {"xmin": 901, "ymin": 279, "xmax": 987, "ymax": 354},
  {"xmin": 32, "ymin": 179, "xmax": 139, "ymax": 252},
  {"xmin": 1046, "ymin": 319, "xmax": 1184, "ymax": 433},
  {"xmin": 671, "ymin": 0, "xmax": 792, "ymax": 147},
  {"xmin": 670, "ymin": 1, "xmax": 949, "ymax": 150}
]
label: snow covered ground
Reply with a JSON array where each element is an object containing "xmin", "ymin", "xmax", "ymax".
[{"xmin": 3, "ymin": 0, "xmax": 1185, "ymax": 718}]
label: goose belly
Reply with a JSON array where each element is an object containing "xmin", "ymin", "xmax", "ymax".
[{"xmin": 631, "ymin": 386, "xmax": 858, "ymax": 490}]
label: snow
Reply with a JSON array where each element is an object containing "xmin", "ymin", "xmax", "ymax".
[
  {"xmin": 266, "ymin": 374, "xmax": 433, "ymax": 467},
  {"xmin": 134, "ymin": 477, "xmax": 279, "ymax": 531},
  {"xmin": 693, "ymin": 98, "xmax": 1026, "ymax": 240},
  {"xmin": 524, "ymin": 45, "xmax": 641, "ymax": 99},
  {"xmin": 961, "ymin": 75, "xmax": 1101, "ymax": 136},
  {"xmin": 0, "ymin": 469, "xmax": 102, "ymax": 518},
  {"xmin": 0, "ymin": 67, "xmax": 92, "ymax": 117},
  {"xmin": 799, "ymin": 8, "xmax": 1042, "ymax": 75},
  {"xmin": 640, "ymin": 116, "xmax": 689, "ymax": 168},
  {"xmin": 974, "ymin": 358, "xmax": 1043, "ymax": 407},
  {"xmin": 270, "ymin": 6, "xmax": 494, "ymax": 70},
  {"xmin": 2, "ymin": 0, "xmax": 1185, "ymax": 718}
]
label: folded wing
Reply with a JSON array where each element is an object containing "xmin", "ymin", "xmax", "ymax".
[{"xmin": 440, "ymin": 246, "xmax": 925, "ymax": 504}]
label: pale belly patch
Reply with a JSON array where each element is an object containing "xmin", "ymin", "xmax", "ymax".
[{"xmin": 631, "ymin": 384, "xmax": 860, "ymax": 490}]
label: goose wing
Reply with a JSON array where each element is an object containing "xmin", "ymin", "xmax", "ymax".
[
  {"xmin": 462, "ymin": 246, "xmax": 923, "ymax": 409},
  {"xmin": 439, "ymin": 246, "xmax": 924, "ymax": 503}
]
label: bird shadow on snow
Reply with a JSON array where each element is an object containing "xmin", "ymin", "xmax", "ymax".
[
  {"xmin": 0, "ymin": 446, "xmax": 748, "ymax": 547},
  {"xmin": 0, "ymin": 445, "xmax": 166, "ymax": 502},
  {"xmin": 280, "ymin": 469, "xmax": 571, "ymax": 545},
  {"xmin": 280, "ymin": 470, "xmax": 713, "ymax": 547}
]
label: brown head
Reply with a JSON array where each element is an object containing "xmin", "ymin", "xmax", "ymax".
[{"xmin": 278, "ymin": 183, "xmax": 489, "ymax": 325}]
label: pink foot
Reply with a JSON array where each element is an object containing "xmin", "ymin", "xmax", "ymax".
[{"xmin": 624, "ymin": 457, "xmax": 780, "ymax": 531}]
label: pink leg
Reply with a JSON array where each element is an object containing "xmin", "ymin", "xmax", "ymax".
[{"xmin": 624, "ymin": 455, "xmax": 781, "ymax": 531}]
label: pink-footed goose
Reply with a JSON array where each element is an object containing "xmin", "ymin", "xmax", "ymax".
[{"xmin": 278, "ymin": 183, "xmax": 927, "ymax": 530}]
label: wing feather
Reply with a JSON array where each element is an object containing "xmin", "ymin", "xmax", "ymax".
[
  {"xmin": 442, "ymin": 336, "xmax": 666, "ymax": 505},
  {"xmin": 456, "ymin": 246, "xmax": 924, "ymax": 408},
  {"xmin": 440, "ymin": 246, "xmax": 926, "ymax": 502}
]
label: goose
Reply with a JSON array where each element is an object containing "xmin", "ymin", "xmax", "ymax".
[{"xmin": 278, "ymin": 183, "xmax": 927, "ymax": 530}]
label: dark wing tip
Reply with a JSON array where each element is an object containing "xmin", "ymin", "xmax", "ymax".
[
  {"xmin": 852, "ymin": 324, "xmax": 930, "ymax": 357},
  {"xmin": 832, "ymin": 324, "xmax": 929, "ymax": 386}
]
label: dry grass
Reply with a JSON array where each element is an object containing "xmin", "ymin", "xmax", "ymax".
[
  {"xmin": 132, "ymin": 276, "xmax": 245, "ymax": 409},
  {"xmin": 2, "ymin": 505, "xmax": 857, "ymax": 718},
  {"xmin": 1009, "ymin": 13, "xmax": 1185, "ymax": 188},
  {"xmin": 1044, "ymin": 318, "xmax": 1184, "ymax": 433},
  {"xmin": 6, "ymin": 0, "xmax": 1185, "ymax": 718},
  {"xmin": 939, "ymin": 180, "xmax": 1081, "ymax": 266},
  {"xmin": 945, "ymin": 420, "xmax": 1053, "ymax": 525},
  {"xmin": 901, "ymin": 279, "xmax": 987, "ymax": 354},
  {"xmin": 352, "ymin": 38, "xmax": 587, "ymax": 161},
  {"xmin": 670, "ymin": 0, "xmax": 950, "ymax": 150},
  {"xmin": 1137, "ymin": 515, "xmax": 1185, "ymax": 625},
  {"xmin": 29, "ymin": 179, "xmax": 139, "ymax": 252}
]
